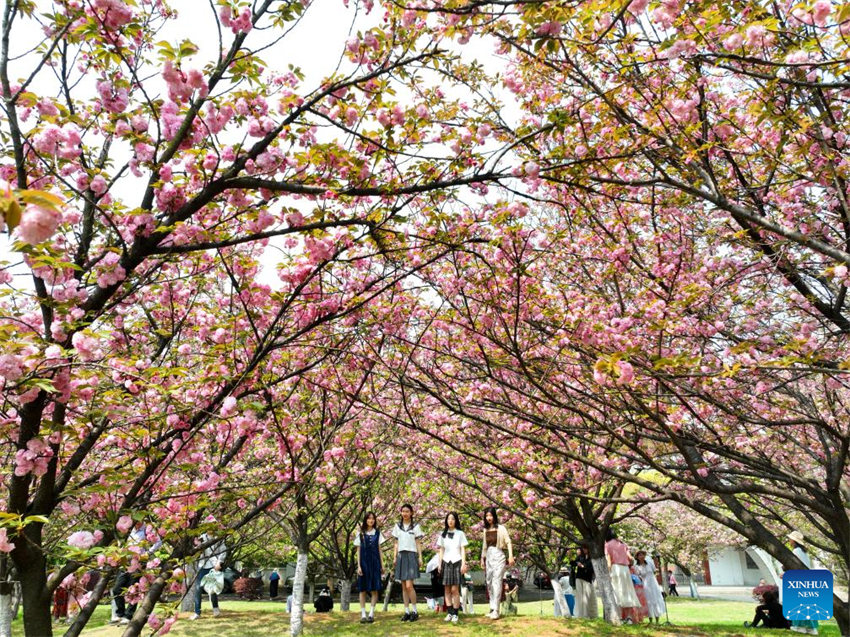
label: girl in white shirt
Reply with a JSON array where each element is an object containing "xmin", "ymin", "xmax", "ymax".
[
  {"xmin": 437, "ymin": 512, "xmax": 468, "ymax": 623},
  {"xmin": 392, "ymin": 503, "xmax": 424, "ymax": 622}
]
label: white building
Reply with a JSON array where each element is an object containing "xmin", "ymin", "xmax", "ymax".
[{"xmin": 704, "ymin": 545, "xmax": 781, "ymax": 587}]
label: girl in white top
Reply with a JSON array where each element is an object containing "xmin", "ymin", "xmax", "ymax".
[
  {"xmin": 391, "ymin": 503, "xmax": 424, "ymax": 622},
  {"xmin": 634, "ymin": 551, "xmax": 665, "ymax": 622},
  {"xmin": 437, "ymin": 512, "xmax": 468, "ymax": 623}
]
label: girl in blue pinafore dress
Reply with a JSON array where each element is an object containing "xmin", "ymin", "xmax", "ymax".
[{"xmin": 355, "ymin": 512, "xmax": 386, "ymax": 623}]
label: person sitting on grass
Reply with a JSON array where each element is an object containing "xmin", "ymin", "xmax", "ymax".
[
  {"xmin": 501, "ymin": 574, "xmax": 519, "ymax": 616},
  {"xmin": 314, "ymin": 587, "xmax": 334, "ymax": 613},
  {"xmin": 744, "ymin": 588, "xmax": 790, "ymax": 629}
]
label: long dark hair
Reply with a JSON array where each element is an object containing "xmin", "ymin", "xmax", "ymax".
[
  {"xmin": 361, "ymin": 511, "xmax": 378, "ymax": 537},
  {"xmin": 604, "ymin": 528, "xmax": 617, "ymax": 542},
  {"xmin": 442, "ymin": 512, "xmax": 462, "ymax": 537},
  {"xmin": 398, "ymin": 503, "xmax": 414, "ymax": 530},
  {"xmin": 483, "ymin": 507, "xmax": 499, "ymax": 530}
]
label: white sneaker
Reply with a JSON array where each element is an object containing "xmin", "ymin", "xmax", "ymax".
[
  {"xmin": 189, "ymin": 613, "xmax": 200, "ymax": 620},
  {"xmin": 451, "ymin": 614, "xmax": 458, "ymax": 623},
  {"xmin": 444, "ymin": 612, "xmax": 453, "ymax": 622},
  {"xmin": 212, "ymin": 608, "xmax": 221, "ymax": 617},
  {"xmin": 119, "ymin": 618, "xmax": 130, "ymax": 625}
]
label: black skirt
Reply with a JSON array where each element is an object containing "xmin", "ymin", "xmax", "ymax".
[{"xmin": 442, "ymin": 561, "xmax": 462, "ymax": 586}]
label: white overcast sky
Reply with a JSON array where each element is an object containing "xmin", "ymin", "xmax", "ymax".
[{"xmin": 0, "ymin": 0, "xmax": 512, "ymax": 289}]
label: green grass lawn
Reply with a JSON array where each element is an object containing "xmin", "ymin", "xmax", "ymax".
[{"xmin": 16, "ymin": 596, "xmax": 840, "ymax": 636}]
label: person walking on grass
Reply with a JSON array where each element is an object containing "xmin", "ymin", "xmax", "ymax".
[
  {"xmin": 269, "ymin": 569, "xmax": 280, "ymax": 599},
  {"xmin": 437, "ymin": 512, "xmax": 469, "ymax": 624},
  {"xmin": 667, "ymin": 569, "xmax": 679, "ymax": 597},
  {"xmin": 480, "ymin": 507, "xmax": 514, "ymax": 620},
  {"xmin": 190, "ymin": 533, "xmax": 225, "ymax": 620},
  {"xmin": 392, "ymin": 503, "xmax": 424, "ymax": 623},
  {"xmin": 355, "ymin": 511, "xmax": 387, "ymax": 624}
]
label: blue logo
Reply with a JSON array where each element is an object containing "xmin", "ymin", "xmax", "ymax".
[{"xmin": 783, "ymin": 570, "xmax": 833, "ymax": 621}]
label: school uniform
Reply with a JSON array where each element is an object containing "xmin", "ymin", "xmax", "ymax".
[
  {"xmin": 438, "ymin": 530, "xmax": 468, "ymax": 586},
  {"xmin": 392, "ymin": 522, "xmax": 423, "ymax": 581},
  {"xmin": 354, "ymin": 529, "xmax": 386, "ymax": 593}
]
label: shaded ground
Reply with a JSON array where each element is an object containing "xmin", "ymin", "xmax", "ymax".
[{"xmin": 63, "ymin": 597, "xmax": 840, "ymax": 637}]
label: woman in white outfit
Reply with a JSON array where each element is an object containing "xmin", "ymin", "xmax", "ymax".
[
  {"xmin": 604, "ymin": 529, "xmax": 640, "ymax": 614},
  {"xmin": 634, "ymin": 551, "xmax": 665, "ymax": 622},
  {"xmin": 479, "ymin": 507, "xmax": 514, "ymax": 620}
]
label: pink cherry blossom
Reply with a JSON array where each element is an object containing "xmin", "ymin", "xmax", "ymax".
[
  {"xmin": 0, "ymin": 354, "xmax": 23, "ymax": 381},
  {"xmin": 536, "ymin": 21, "xmax": 563, "ymax": 37},
  {"xmin": 67, "ymin": 530, "xmax": 96, "ymax": 550},
  {"xmin": 116, "ymin": 515, "xmax": 133, "ymax": 534},
  {"xmin": 72, "ymin": 332, "xmax": 102, "ymax": 361},
  {"xmin": 16, "ymin": 204, "xmax": 62, "ymax": 245},
  {"xmin": 88, "ymin": 0, "xmax": 133, "ymax": 30},
  {"xmin": 0, "ymin": 528, "xmax": 15, "ymax": 553},
  {"xmin": 812, "ymin": 0, "xmax": 832, "ymax": 26}
]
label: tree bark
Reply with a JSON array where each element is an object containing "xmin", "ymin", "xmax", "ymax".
[
  {"xmin": 382, "ymin": 575, "xmax": 393, "ymax": 612},
  {"xmin": 0, "ymin": 555, "xmax": 13, "ymax": 637},
  {"xmin": 833, "ymin": 592, "xmax": 849, "ymax": 637},
  {"xmin": 590, "ymin": 556, "xmax": 620, "ymax": 625},
  {"xmin": 0, "ymin": 585, "xmax": 11, "ymax": 637},
  {"xmin": 180, "ymin": 564, "xmax": 196, "ymax": 612},
  {"xmin": 550, "ymin": 578, "xmax": 570, "ymax": 617},
  {"xmin": 15, "ymin": 529, "xmax": 51, "ymax": 637},
  {"xmin": 290, "ymin": 550, "xmax": 308, "ymax": 636},
  {"xmin": 688, "ymin": 580, "xmax": 700, "ymax": 599},
  {"xmin": 339, "ymin": 579, "xmax": 351, "ymax": 611}
]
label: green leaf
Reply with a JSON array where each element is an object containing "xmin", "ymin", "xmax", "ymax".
[
  {"xmin": 18, "ymin": 189, "xmax": 64, "ymax": 211},
  {"xmin": 0, "ymin": 197, "xmax": 22, "ymax": 232}
]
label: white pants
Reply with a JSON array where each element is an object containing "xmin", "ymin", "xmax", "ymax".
[
  {"xmin": 575, "ymin": 579, "xmax": 597, "ymax": 618},
  {"xmin": 485, "ymin": 547, "xmax": 506, "ymax": 614},
  {"xmin": 461, "ymin": 586, "xmax": 474, "ymax": 613}
]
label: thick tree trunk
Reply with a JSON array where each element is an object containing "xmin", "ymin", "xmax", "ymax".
[
  {"xmin": 0, "ymin": 585, "xmax": 11, "ymax": 637},
  {"xmin": 180, "ymin": 564, "xmax": 196, "ymax": 612},
  {"xmin": 834, "ymin": 593, "xmax": 849, "ymax": 637},
  {"xmin": 63, "ymin": 571, "xmax": 111, "ymax": 637},
  {"xmin": 339, "ymin": 579, "xmax": 352, "ymax": 611},
  {"xmin": 551, "ymin": 578, "xmax": 570, "ymax": 617},
  {"xmin": 290, "ymin": 550, "xmax": 308, "ymax": 636},
  {"xmin": 590, "ymin": 556, "xmax": 620, "ymax": 625},
  {"xmin": 10, "ymin": 584, "xmax": 20, "ymax": 626},
  {"xmin": 688, "ymin": 580, "xmax": 699, "ymax": 599},
  {"xmin": 16, "ymin": 536, "xmax": 52, "ymax": 637},
  {"xmin": 0, "ymin": 555, "xmax": 13, "ymax": 637}
]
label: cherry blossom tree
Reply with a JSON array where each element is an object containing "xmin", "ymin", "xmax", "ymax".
[{"xmin": 0, "ymin": 0, "xmax": 521, "ymax": 634}]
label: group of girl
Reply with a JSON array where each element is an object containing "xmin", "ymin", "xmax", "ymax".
[
  {"xmin": 604, "ymin": 530, "xmax": 667, "ymax": 624},
  {"xmin": 354, "ymin": 504, "xmax": 513, "ymax": 624}
]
